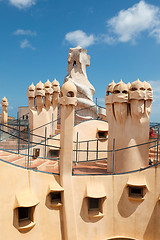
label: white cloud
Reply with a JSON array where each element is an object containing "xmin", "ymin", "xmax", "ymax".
[
  {"xmin": 9, "ymin": 0, "xmax": 36, "ymax": 9},
  {"xmin": 65, "ymin": 30, "xmax": 95, "ymax": 48},
  {"xmin": 99, "ymin": 34, "xmax": 116, "ymax": 45},
  {"xmin": 20, "ymin": 39, "xmax": 35, "ymax": 50},
  {"xmin": 107, "ymin": 0, "xmax": 160, "ymax": 43},
  {"xmin": 150, "ymin": 28, "xmax": 160, "ymax": 43},
  {"xmin": 65, "ymin": 2, "xmax": 160, "ymax": 47},
  {"xmin": 14, "ymin": 29, "xmax": 37, "ymax": 36}
]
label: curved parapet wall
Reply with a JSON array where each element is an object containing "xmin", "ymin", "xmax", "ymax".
[{"xmin": 0, "ymin": 153, "xmax": 160, "ymax": 240}]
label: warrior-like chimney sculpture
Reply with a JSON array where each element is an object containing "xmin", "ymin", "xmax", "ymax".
[
  {"xmin": 105, "ymin": 78, "xmax": 153, "ymax": 172},
  {"xmin": 64, "ymin": 46, "xmax": 97, "ymax": 121}
]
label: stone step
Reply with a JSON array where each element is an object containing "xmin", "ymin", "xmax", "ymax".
[
  {"xmin": 0, "ymin": 141, "xmax": 14, "ymax": 144},
  {"xmin": 42, "ymin": 160, "xmax": 59, "ymax": 173},
  {"xmin": 149, "ymin": 152, "xmax": 160, "ymax": 158},
  {"xmin": 149, "ymin": 147, "xmax": 160, "ymax": 153},
  {"xmin": 44, "ymin": 166, "xmax": 59, "ymax": 173},
  {"xmin": 73, "ymin": 163, "xmax": 107, "ymax": 174},
  {"xmin": 0, "ymin": 150, "xmax": 12, "ymax": 156},
  {"xmin": 37, "ymin": 159, "xmax": 58, "ymax": 171},
  {"xmin": 12, "ymin": 157, "xmax": 43, "ymax": 167},
  {"xmin": 12, "ymin": 157, "xmax": 31, "ymax": 167},
  {"xmin": 0, "ymin": 139, "xmax": 17, "ymax": 143},
  {"xmin": 29, "ymin": 159, "xmax": 47, "ymax": 169},
  {"xmin": 0, "ymin": 140, "xmax": 25, "ymax": 145},
  {"xmin": 0, "ymin": 144, "xmax": 26, "ymax": 150},
  {"xmin": 37, "ymin": 160, "xmax": 51, "ymax": 170},
  {"xmin": 0, "ymin": 138, "xmax": 27, "ymax": 143},
  {"xmin": 95, "ymin": 162, "xmax": 107, "ymax": 168},
  {"xmin": 45, "ymin": 161, "xmax": 58, "ymax": 168},
  {"xmin": 0, "ymin": 154, "xmax": 23, "ymax": 162},
  {"xmin": 0, "ymin": 145, "xmax": 18, "ymax": 150},
  {"xmin": 0, "ymin": 149, "xmax": 59, "ymax": 173},
  {"xmin": 75, "ymin": 160, "xmax": 107, "ymax": 167}
]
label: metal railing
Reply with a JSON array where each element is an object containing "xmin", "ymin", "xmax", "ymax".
[
  {"xmin": 0, "ymin": 125, "xmax": 159, "ymax": 176},
  {"xmin": 0, "ymin": 103, "xmax": 159, "ymax": 175},
  {"xmin": 73, "ymin": 133, "xmax": 108, "ymax": 163},
  {"xmin": 72, "ymin": 132, "xmax": 160, "ymax": 175}
]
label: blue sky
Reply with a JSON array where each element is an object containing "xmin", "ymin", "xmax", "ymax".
[{"xmin": 0, "ymin": 0, "xmax": 160, "ymax": 121}]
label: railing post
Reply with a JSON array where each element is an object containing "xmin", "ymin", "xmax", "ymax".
[
  {"xmin": 76, "ymin": 132, "xmax": 79, "ymax": 163},
  {"xmin": 44, "ymin": 127, "xmax": 47, "ymax": 158},
  {"xmin": 106, "ymin": 139, "xmax": 108, "ymax": 160},
  {"xmin": 0, "ymin": 123, "xmax": 1, "ymax": 141},
  {"xmin": 157, "ymin": 128, "xmax": 159, "ymax": 164},
  {"xmin": 112, "ymin": 138, "xmax": 115, "ymax": 174},
  {"xmin": 96, "ymin": 97, "xmax": 98, "ymax": 117},
  {"xmin": 87, "ymin": 141, "xmax": 89, "ymax": 161},
  {"xmin": 96, "ymin": 139, "xmax": 98, "ymax": 160},
  {"xmin": 27, "ymin": 126, "xmax": 30, "ymax": 169},
  {"xmin": 52, "ymin": 113, "xmax": 53, "ymax": 136},
  {"xmin": 17, "ymin": 112, "xmax": 18, "ymax": 131},
  {"xmin": 18, "ymin": 119, "xmax": 20, "ymax": 154}
]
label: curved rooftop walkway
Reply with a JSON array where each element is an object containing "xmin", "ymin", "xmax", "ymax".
[
  {"xmin": 0, "ymin": 148, "xmax": 107, "ymax": 175},
  {"xmin": 0, "ymin": 143, "xmax": 159, "ymax": 175},
  {"xmin": 0, "ymin": 110, "xmax": 159, "ymax": 175}
]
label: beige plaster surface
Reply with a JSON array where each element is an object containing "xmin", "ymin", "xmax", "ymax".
[
  {"xmin": 73, "ymin": 119, "xmax": 108, "ymax": 163},
  {"xmin": 1, "ymin": 96, "xmax": 8, "ymax": 124},
  {"xmin": 18, "ymin": 106, "xmax": 29, "ymax": 119},
  {"xmin": 0, "ymin": 161, "xmax": 62, "ymax": 240},
  {"xmin": 0, "ymin": 159, "xmax": 159, "ymax": 240},
  {"xmin": 72, "ymin": 166, "xmax": 160, "ymax": 240}
]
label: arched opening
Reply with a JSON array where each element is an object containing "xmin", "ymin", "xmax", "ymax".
[
  {"xmin": 67, "ymin": 91, "xmax": 74, "ymax": 97},
  {"xmin": 113, "ymin": 90, "xmax": 120, "ymax": 94}
]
